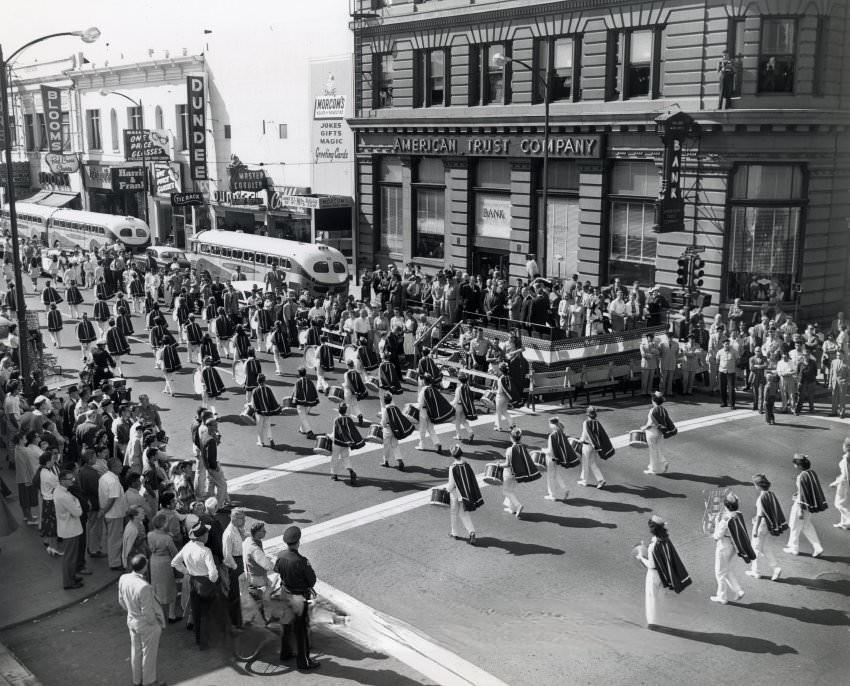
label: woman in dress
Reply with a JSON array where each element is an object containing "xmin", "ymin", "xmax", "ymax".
[
  {"xmin": 13, "ymin": 430, "xmax": 41, "ymax": 525},
  {"xmin": 635, "ymin": 515, "xmax": 691, "ymax": 627},
  {"xmin": 122, "ymin": 505, "xmax": 150, "ymax": 570},
  {"xmin": 829, "ymin": 437, "xmax": 850, "ymax": 529},
  {"xmin": 147, "ymin": 512, "xmax": 179, "ymax": 621},
  {"xmin": 37, "ymin": 451, "xmax": 62, "ymax": 556}
]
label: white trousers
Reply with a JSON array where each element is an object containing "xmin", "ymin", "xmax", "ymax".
[
  {"xmin": 316, "ymin": 373, "xmax": 329, "ymax": 393},
  {"xmin": 646, "ymin": 427, "xmax": 668, "ymax": 473},
  {"xmin": 546, "ymin": 456, "xmax": 569, "ymax": 498},
  {"xmin": 494, "ymin": 395, "xmax": 510, "ymax": 430},
  {"xmin": 273, "ymin": 351, "xmax": 284, "ymax": 373},
  {"xmin": 454, "ymin": 410, "xmax": 472, "ymax": 439},
  {"xmin": 80, "ymin": 341, "xmax": 93, "ymax": 361},
  {"xmin": 127, "ymin": 620, "xmax": 161, "ymax": 686},
  {"xmin": 187, "ymin": 343, "xmax": 200, "ymax": 365},
  {"xmin": 645, "ymin": 569, "xmax": 664, "ymax": 626},
  {"xmin": 640, "ymin": 368, "xmax": 655, "ymax": 395},
  {"xmin": 450, "ymin": 493, "xmax": 475, "ymax": 536},
  {"xmin": 660, "ymin": 368, "xmax": 675, "ymax": 396},
  {"xmin": 751, "ymin": 533, "xmax": 779, "ymax": 575},
  {"xmin": 256, "ymin": 414, "xmax": 272, "ymax": 443},
  {"xmin": 714, "ymin": 540, "xmax": 743, "ymax": 602},
  {"xmin": 382, "ymin": 432, "xmax": 400, "ymax": 463},
  {"xmin": 344, "ymin": 390, "xmax": 364, "ymax": 420},
  {"xmin": 163, "ymin": 371, "xmax": 175, "ymax": 394},
  {"xmin": 418, "ymin": 417, "xmax": 440, "ymax": 449},
  {"xmin": 296, "ymin": 405, "xmax": 313, "ymax": 434},
  {"xmin": 580, "ymin": 444, "xmax": 605, "ymax": 484},
  {"xmin": 331, "ymin": 444, "xmax": 351, "ymax": 476},
  {"xmin": 787, "ymin": 502, "xmax": 822, "ymax": 554},
  {"xmin": 502, "ymin": 471, "xmax": 522, "ymax": 512}
]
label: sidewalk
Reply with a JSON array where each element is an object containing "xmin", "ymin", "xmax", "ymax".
[{"xmin": 0, "ymin": 641, "xmax": 39, "ymax": 686}]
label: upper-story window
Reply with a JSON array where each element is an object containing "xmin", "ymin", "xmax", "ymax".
[
  {"xmin": 86, "ymin": 109, "xmax": 102, "ymax": 150},
  {"xmin": 726, "ymin": 18, "xmax": 745, "ymax": 97},
  {"xmin": 414, "ymin": 49, "xmax": 448, "ymax": 107},
  {"xmin": 61, "ymin": 112, "xmax": 71, "ymax": 151},
  {"xmin": 758, "ymin": 17, "xmax": 796, "ymax": 93},
  {"xmin": 24, "ymin": 114, "xmax": 35, "ymax": 151},
  {"xmin": 110, "ymin": 109, "xmax": 119, "ymax": 151},
  {"xmin": 534, "ymin": 36, "xmax": 582, "ymax": 103},
  {"xmin": 127, "ymin": 105, "xmax": 143, "ymax": 129},
  {"xmin": 469, "ymin": 43, "xmax": 511, "ymax": 106},
  {"xmin": 373, "ymin": 53, "xmax": 395, "ymax": 109},
  {"xmin": 176, "ymin": 104, "xmax": 189, "ymax": 150},
  {"xmin": 606, "ymin": 28, "xmax": 664, "ymax": 100},
  {"xmin": 36, "ymin": 113, "xmax": 47, "ymax": 151}
]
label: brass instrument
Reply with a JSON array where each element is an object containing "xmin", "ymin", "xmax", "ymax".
[{"xmin": 702, "ymin": 488, "xmax": 730, "ymax": 535}]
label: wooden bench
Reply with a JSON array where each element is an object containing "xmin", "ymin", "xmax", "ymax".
[
  {"xmin": 571, "ymin": 362, "xmax": 636, "ymax": 406},
  {"xmin": 528, "ymin": 369, "xmax": 576, "ymax": 411}
]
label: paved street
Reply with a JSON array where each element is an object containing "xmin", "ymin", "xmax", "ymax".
[{"xmin": 2, "ymin": 287, "xmax": 849, "ymax": 686}]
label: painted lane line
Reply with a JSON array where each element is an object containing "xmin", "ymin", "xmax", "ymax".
[{"xmin": 316, "ymin": 581, "xmax": 511, "ymax": 686}]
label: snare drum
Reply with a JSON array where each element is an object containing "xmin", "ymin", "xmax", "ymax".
[
  {"xmin": 429, "ymin": 488, "xmax": 451, "ymax": 507},
  {"xmin": 314, "ymin": 434, "xmax": 333, "ymax": 455},
  {"xmin": 303, "ymin": 345, "xmax": 318, "ymax": 369},
  {"xmin": 568, "ymin": 437, "xmax": 584, "ymax": 454},
  {"xmin": 365, "ymin": 375, "xmax": 380, "ymax": 392},
  {"xmin": 440, "ymin": 371, "xmax": 455, "ymax": 390},
  {"xmin": 480, "ymin": 390, "xmax": 496, "ymax": 407},
  {"xmin": 403, "ymin": 403, "xmax": 420, "ymax": 424},
  {"xmin": 233, "ymin": 360, "xmax": 247, "ymax": 386},
  {"xmin": 403, "ymin": 369, "xmax": 419, "ymax": 384},
  {"xmin": 328, "ymin": 386, "xmax": 345, "ymax": 403},
  {"xmin": 483, "ymin": 463, "xmax": 504, "ymax": 485},
  {"xmin": 629, "ymin": 430, "xmax": 648, "ymax": 448},
  {"xmin": 298, "ymin": 329, "xmax": 308, "ymax": 346},
  {"xmin": 193, "ymin": 368, "xmax": 204, "ymax": 395},
  {"xmin": 531, "ymin": 450, "xmax": 548, "ymax": 471},
  {"xmin": 343, "ymin": 345, "xmax": 358, "ymax": 365},
  {"xmin": 280, "ymin": 396, "xmax": 297, "ymax": 415},
  {"xmin": 366, "ymin": 424, "xmax": 383, "ymax": 444}
]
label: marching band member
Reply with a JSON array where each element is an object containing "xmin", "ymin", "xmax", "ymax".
[
  {"xmin": 378, "ymin": 351, "xmax": 403, "ymax": 395},
  {"xmin": 545, "ymin": 417, "xmax": 580, "ymax": 501},
  {"xmin": 306, "ymin": 314, "xmax": 323, "ymax": 347},
  {"xmin": 251, "ymin": 373, "xmax": 280, "ymax": 447},
  {"xmin": 200, "ymin": 356, "xmax": 226, "ymax": 407},
  {"xmin": 149, "ymin": 317, "xmax": 168, "ymax": 370},
  {"xmin": 257, "ymin": 301, "xmax": 274, "ymax": 342},
  {"xmin": 185, "ymin": 313, "xmax": 204, "ymax": 366},
  {"xmin": 379, "ymin": 393, "xmax": 413, "ymax": 470},
  {"xmin": 242, "ymin": 348, "xmax": 262, "ymax": 403},
  {"xmin": 784, "ymin": 454, "xmax": 826, "ymax": 557},
  {"xmin": 46, "ymin": 303, "xmax": 64, "ymax": 348},
  {"xmin": 105, "ymin": 318, "xmax": 131, "ymax": 378},
  {"xmin": 128, "ymin": 271, "xmax": 145, "ymax": 313},
  {"xmin": 492, "ymin": 364, "xmax": 513, "ymax": 432},
  {"xmin": 160, "ymin": 330, "xmax": 182, "ymax": 396},
  {"xmin": 199, "ymin": 332, "xmax": 220, "ymax": 366},
  {"xmin": 445, "ymin": 446, "xmax": 482, "ymax": 544},
  {"xmin": 146, "ymin": 303, "xmax": 163, "ymax": 332},
  {"xmin": 577, "ymin": 406, "xmax": 614, "ymax": 489},
  {"xmin": 292, "ymin": 366, "xmax": 319, "ymax": 440},
  {"xmin": 315, "ymin": 335, "xmax": 335, "ymax": 394},
  {"xmin": 748, "ymin": 473, "xmax": 787, "ymax": 580},
  {"xmin": 356, "ymin": 335, "xmax": 379, "ymax": 374},
  {"xmin": 173, "ymin": 290, "xmax": 190, "ymax": 344},
  {"xmin": 330, "ymin": 402, "xmax": 363, "ymax": 485},
  {"xmin": 93, "ymin": 293, "xmax": 111, "ymax": 337},
  {"xmin": 41, "ymin": 279, "xmax": 63, "ymax": 314},
  {"xmin": 271, "ymin": 320, "xmax": 290, "ymax": 376},
  {"xmin": 417, "ymin": 347, "xmax": 440, "ymax": 389},
  {"xmin": 116, "ymin": 304, "xmax": 134, "ymax": 337},
  {"xmin": 65, "ymin": 279, "xmax": 84, "ymax": 319},
  {"xmin": 417, "ymin": 373, "xmax": 454, "ymax": 453},
  {"xmin": 452, "ymin": 372, "xmax": 477, "ymax": 442},
  {"xmin": 343, "ymin": 359, "xmax": 367, "ymax": 425},
  {"xmin": 711, "ymin": 493, "xmax": 754, "ymax": 604},
  {"xmin": 76, "ymin": 311, "xmax": 97, "ymax": 362},
  {"xmin": 231, "ymin": 324, "xmax": 251, "ymax": 366},
  {"xmin": 202, "ymin": 297, "xmax": 217, "ymax": 325},
  {"xmin": 641, "ymin": 392, "xmax": 676, "ymax": 475},
  {"xmin": 112, "ymin": 292, "xmax": 129, "ymax": 320},
  {"xmin": 212, "ymin": 307, "xmax": 233, "ymax": 360},
  {"xmin": 635, "ymin": 515, "xmax": 692, "ymax": 627},
  {"xmin": 830, "ymin": 437, "xmax": 850, "ymax": 529},
  {"xmin": 95, "ymin": 275, "xmax": 112, "ymax": 302},
  {"xmin": 498, "ymin": 428, "xmax": 541, "ymax": 518}
]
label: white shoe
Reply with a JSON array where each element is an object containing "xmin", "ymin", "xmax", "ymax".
[
  {"xmin": 745, "ymin": 571, "xmax": 763, "ymax": 579},
  {"xmin": 709, "ymin": 595, "xmax": 727, "ymax": 604},
  {"xmin": 735, "ymin": 590, "xmax": 745, "ymax": 600},
  {"xmin": 503, "ymin": 507, "xmax": 514, "ymax": 514},
  {"xmin": 771, "ymin": 567, "xmax": 782, "ymax": 581},
  {"xmin": 812, "ymin": 548, "xmax": 824, "ymax": 558},
  {"xmin": 515, "ymin": 505, "xmax": 523, "ymax": 519},
  {"xmin": 662, "ymin": 463, "xmax": 670, "ymax": 473},
  {"xmin": 596, "ymin": 480, "xmax": 606, "ymax": 489},
  {"xmin": 576, "ymin": 480, "xmax": 589, "ymax": 486},
  {"xmin": 643, "ymin": 469, "xmax": 656, "ymax": 475},
  {"xmin": 544, "ymin": 494, "xmax": 557, "ymax": 501},
  {"xmin": 783, "ymin": 547, "xmax": 799, "ymax": 555}
]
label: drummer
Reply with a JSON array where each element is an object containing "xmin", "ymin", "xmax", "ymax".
[
  {"xmin": 493, "ymin": 364, "xmax": 514, "ymax": 432},
  {"xmin": 185, "ymin": 313, "xmax": 204, "ymax": 366},
  {"xmin": 252, "ymin": 373, "xmax": 280, "ymax": 447},
  {"xmin": 378, "ymin": 350, "xmax": 403, "ymax": 395},
  {"xmin": 161, "ymin": 328, "xmax": 182, "ymax": 396},
  {"xmin": 212, "ymin": 306, "xmax": 233, "ymax": 360},
  {"xmin": 242, "ymin": 348, "xmax": 263, "ymax": 403},
  {"xmin": 379, "ymin": 392, "xmax": 413, "ymax": 470},
  {"xmin": 445, "ymin": 445, "xmax": 483, "ymax": 544},
  {"xmin": 452, "ymin": 372, "xmax": 477, "ymax": 443},
  {"xmin": 231, "ymin": 324, "xmax": 251, "ymax": 369},
  {"xmin": 105, "ymin": 317, "xmax": 131, "ymax": 378},
  {"xmin": 200, "ymin": 355, "xmax": 226, "ymax": 406},
  {"xmin": 343, "ymin": 359, "xmax": 368, "ymax": 425},
  {"xmin": 330, "ymin": 402, "xmax": 363, "ymax": 485},
  {"xmin": 356, "ymin": 335, "xmax": 379, "ymax": 374},
  {"xmin": 416, "ymin": 373, "xmax": 454, "ymax": 454},
  {"xmin": 149, "ymin": 316, "xmax": 169, "ymax": 370},
  {"xmin": 315, "ymin": 335, "xmax": 335, "ymax": 394},
  {"xmin": 292, "ymin": 366, "xmax": 319, "ymax": 440},
  {"xmin": 65, "ymin": 279, "xmax": 84, "ymax": 320},
  {"xmin": 498, "ymin": 428, "xmax": 541, "ymax": 518},
  {"xmin": 93, "ymin": 292, "xmax": 111, "ymax": 337},
  {"xmin": 578, "ymin": 406, "xmax": 614, "ymax": 489},
  {"xmin": 270, "ymin": 320, "xmax": 290, "ymax": 376},
  {"xmin": 200, "ymin": 332, "xmax": 220, "ymax": 367},
  {"xmin": 46, "ymin": 302, "xmax": 64, "ymax": 348},
  {"xmin": 76, "ymin": 312, "xmax": 98, "ymax": 363},
  {"xmin": 641, "ymin": 392, "xmax": 673, "ymax": 475},
  {"xmin": 306, "ymin": 313, "xmax": 324, "ymax": 347},
  {"xmin": 417, "ymin": 347, "xmax": 440, "ymax": 389},
  {"xmin": 546, "ymin": 418, "xmax": 579, "ymax": 501}
]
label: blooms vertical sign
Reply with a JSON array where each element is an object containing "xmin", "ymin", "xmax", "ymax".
[
  {"xmin": 186, "ymin": 75, "xmax": 207, "ymax": 181},
  {"xmin": 40, "ymin": 86, "xmax": 64, "ymax": 153}
]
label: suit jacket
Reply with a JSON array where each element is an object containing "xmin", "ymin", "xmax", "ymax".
[
  {"xmin": 529, "ymin": 295, "xmax": 549, "ymax": 325},
  {"xmin": 201, "ymin": 435, "xmax": 219, "ymax": 470}
]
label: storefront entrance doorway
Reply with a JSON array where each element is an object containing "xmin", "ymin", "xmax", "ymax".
[{"xmin": 473, "ymin": 250, "xmax": 509, "ymax": 282}]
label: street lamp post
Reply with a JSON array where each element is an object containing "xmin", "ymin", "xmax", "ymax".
[
  {"xmin": 493, "ymin": 52, "xmax": 550, "ymax": 276},
  {"xmin": 0, "ymin": 27, "xmax": 100, "ymax": 394},
  {"xmin": 101, "ymin": 90, "xmax": 149, "ymax": 226}
]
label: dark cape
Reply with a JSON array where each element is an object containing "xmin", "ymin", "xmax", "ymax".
[
  {"xmin": 451, "ymin": 461, "xmax": 483, "ymax": 512},
  {"xmin": 200, "ymin": 338, "xmax": 221, "ymax": 365},
  {"xmin": 47, "ymin": 309, "xmax": 63, "ymax": 332},
  {"xmin": 202, "ymin": 366, "xmax": 225, "ymax": 397},
  {"xmin": 456, "ymin": 382, "xmax": 478, "ymax": 421},
  {"xmin": 508, "ymin": 444, "xmax": 541, "ymax": 483},
  {"xmin": 727, "ymin": 512, "xmax": 757, "ymax": 563},
  {"xmin": 652, "ymin": 538, "xmax": 692, "ymax": 594},
  {"xmin": 345, "ymin": 369, "xmax": 368, "ymax": 400},
  {"xmin": 385, "ymin": 405, "xmax": 415, "ymax": 440},
  {"xmin": 757, "ymin": 490, "xmax": 788, "ymax": 536},
  {"xmin": 318, "ymin": 344, "xmax": 335, "ymax": 372},
  {"xmin": 117, "ymin": 312, "xmax": 134, "ymax": 336},
  {"xmin": 243, "ymin": 358, "xmax": 262, "ymax": 390},
  {"xmin": 293, "ymin": 377, "xmax": 320, "ymax": 407},
  {"xmin": 549, "ymin": 430, "xmax": 581, "ymax": 468},
  {"xmin": 418, "ymin": 356, "xmax": 440, "ymax": 379},
  {"xmin": 66, "ymin": 285, "xmax": 84, "ymax": 305},
  {"xmin": 357, "ymin": 345, "xmax": 380, "ymax": 371},
  {"xmin": 333, "ymin": 415, "xmax": 365, "ymax": 449},
  {"xmin": 378, "ymin": 360, "xmax": 403, "ymax": 394},
  {"xmin": 272, "ymin": 328, "xmax": 290, "ymax": 356},
  {"xmin": 42, "ymin": 286, "xmax": 62, "ymax": 305},
  {"xmin": 76, "ymin": 319, "xmax": 97, "ymax": 343},
  {"xmin": 252, "ymin": 385, "xmax": 280, "ymax": 416},
  {"xmin": 584, "ymin": 418, "xmax": 615, "ymax": 460},
  {"xmin": 93, "ymin": 300, "xmax": 110, "ymax": 321},
  {"xmin": 233, "ymin": 331, "xmax": 251, "ymax": 359},
  {"xmin": 651, "ymin": 404, "xmax": 678, "ymax": 439},
  {"xmin": 106, "ymin": 327, "xmax": 130, "ymax": 356},
  {"xmin": 162, "ymin": 342, "xmax": 182, "ymax": 373},
  {"xmin": 798, "ymin": 469, "xmax": 828, "ymax": 513},
  {"xmin": 423, "ymin": 386, "xmax": 455, "ymax": 424},
  {"xmin": 186, "ymin": 322, "xmax": 204, "ymax": 345}
]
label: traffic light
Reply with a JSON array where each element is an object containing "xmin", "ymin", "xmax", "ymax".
[
  {"xmin": 676, "ymin": 257, "xmax": 690, "ymax": 287},
  {"xmin": 691, "ymin": 257, "xmax": 705, "ymax": 289}
]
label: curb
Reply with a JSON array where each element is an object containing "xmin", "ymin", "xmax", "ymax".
[
  {"xmin": 0, "ymin": 641, "xmax": 41, "ymax": 686},
  {"xmin": 0, "ymin": 575, "xmax": 119, "ymax": 633}
]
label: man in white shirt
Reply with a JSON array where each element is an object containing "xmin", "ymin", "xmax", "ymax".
[
  {"xmin": 171, "ymin": 522, "xmax": 218, "ymax": 650},
  {"xmin": 99, "ymin": 459, "xmax": 128, "ymax": 570},
  {"xmin": 54, "ymin": 470, "xmax": 85, "ymax": 589},
  {"xmin": 222, "ymin": 509, "xmax": 247, "ymax": 627},
  {"xmin": 607, "ymin": 293, "xmax": 628, "ymax": 332},
  {"xmin": 353, "ymin": 308, "xmax": 371, "ymax": 341},
  {"xmin": 658, "ymin": 333, "xmax": 680, "ymax": 397},
  {"xmin": 118, "ymin": 555, "xmax": 165, "ymax": 686}
]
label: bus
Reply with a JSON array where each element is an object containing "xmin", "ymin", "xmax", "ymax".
[
  {"xmin": 187, "ymin": 230, "xmax": 349, "ymax": 297},
  {"xmin": 0, "ymin": 202, "xmax": 151, "ymax": 253}
]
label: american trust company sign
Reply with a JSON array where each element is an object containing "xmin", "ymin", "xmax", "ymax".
[{"xmin": 360, "ymin": 133, "xmax": 603, "ymax": 158}]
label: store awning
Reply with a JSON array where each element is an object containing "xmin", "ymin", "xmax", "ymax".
[
  {"xmin": 23, "ymin": 190, "xmax": 51, "ymax": 203},
  {"xmin": 35, "ymin": 191, "xmax": 79, "ymax": 207}
]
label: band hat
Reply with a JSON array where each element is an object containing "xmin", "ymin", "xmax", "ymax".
[
  {"xmin": 650, "ymin": 514, "xmax": 665, "ymax": 525},
  {"xmin": 724, "ymin": 493, "xmax": 739, "ymax": 508},
  {"xmin": 189, "ymin": 522, "xmax": 209, "ymax": 539},
  {"xmin": 586, "ymin": 405, "xmax": 597, "ymax": 417},
  {"xmin": 792, "ymin": 454, "xmax": 811, "ymax": 469},
  {"xmin": 33, "ymin": 395, "xmax": 50, "ymax": 406},
  {"xmin": 450, "ymin": 445, "xmax": 463, "ymax": 458},
  {"xmin": 752, "ymin": 473, "xmax": 771, "ymax": 488},
  {"xmin": 283, "ymin": 525, "xmax": 301, "ymax": 545}
]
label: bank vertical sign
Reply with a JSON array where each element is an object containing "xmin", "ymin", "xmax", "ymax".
[
  {"xmin": 40, "ymin": 86, "xmax": 64, "ymax": 153},
  {"xmin": 187, "ymin": 76, "xmax": 207, "ymax": 181}
]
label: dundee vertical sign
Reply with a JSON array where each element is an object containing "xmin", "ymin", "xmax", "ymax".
[{"xmin": 187, "ymin": 76, "xmax": 207, "ymax": 181}]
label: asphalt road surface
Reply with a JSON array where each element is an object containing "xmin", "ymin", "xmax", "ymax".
[{"xmin": 5, "ymin": 285, "xmax": 849, "ymax": 686}]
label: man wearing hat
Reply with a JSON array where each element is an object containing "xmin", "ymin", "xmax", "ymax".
[
  {"xmin": 202, "ymin": 418, "xmax": 229, "ymax": 507},
  {"xmin": 578, "ymin": 406, "xmax": 613, "ymax": 488},
  {"xmin": 171, "ymin": 521, "xmax": 219, "ymax": 650},
  {"xmin": 749, "ymin": 474, "xmax": 786, "ymax": 580},
  {"xmin": 711, "ymin": 493, "xmax": 754, "ymax": 604},
  {"xmin": 274, "ymin": 526, "xmax": 319, "ymax": 670},
  {"xmin": 784, "ymin": 455, "xmax": 826, "ymax": 557}
]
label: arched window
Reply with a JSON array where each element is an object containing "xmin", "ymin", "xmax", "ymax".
[
  {"xmin": 154, "ymin": 105, "xmax": 164, "ymax": 130},
  {"xmin": 110, "ymin": 109, "xmax": 118, "ymax": 151}
]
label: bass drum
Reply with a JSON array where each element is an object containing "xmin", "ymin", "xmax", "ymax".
[
  {"xmin": 343, "ymin": 345, "xmax": 358, "ymax": 365},
  {"xmin": 304, "ymin": 345, "xmax": 318, "ymax": 369},
  {"xmin": 298, "ymin": 329, "xmax": 308, "ymax": 346},
  {"xmin": 265, "ymin": 332, "xmax": 274, "ymax": 353},
  {"xmin": 193, "ymin": 368, "xmax": 204, "ymax": 395},
  {"xmin": 233, "ymin": 360, "xmax": 247, "ymax": 386}
]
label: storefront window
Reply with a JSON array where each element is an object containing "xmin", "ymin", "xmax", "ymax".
[
  {"xmin": 727, "ymin": 164, "xmax": 804, "ymax": 303},
  {"xmin": 540, "ymin": 196, "xmax": 580, "ymax": 280},
  {"xmin": 607, "ymin": 161, "xmax": 658, "ymax": 284},
  {"xmin": 378, "ymin": 156, "xmax": 403, "ymax": 254},
  {"xmin": 413, "ymin": 158, "xmax": 445, "ymax": 259},
  {"xmin": 474, "ymin": 159, "xmax": 511, "ymax": 240}
]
